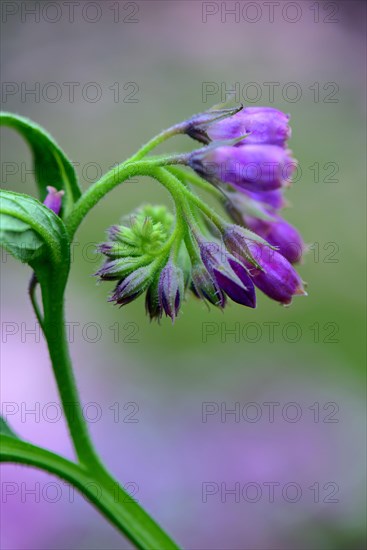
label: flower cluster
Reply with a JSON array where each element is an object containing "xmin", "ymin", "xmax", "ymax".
[
  {"xmin": 97, "ymin": 105, "xmax": 306, "ymax": 321},
  {"xmin": 188, "ymin": 106, "xmax": 304, "ymax": 263}
]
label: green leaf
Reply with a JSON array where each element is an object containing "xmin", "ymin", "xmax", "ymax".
[
  {"xmin": 0, "ymin": 190, "xmax": 70, "ymax": 276},
  {"xmin": 0, "ymin": 112, "xmax": 81, "ymax": 217},
  {"xmin": 0, "ymin": 417, "xmax": 19, "ymax": 439}
]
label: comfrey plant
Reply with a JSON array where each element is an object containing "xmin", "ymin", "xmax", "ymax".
[{"xmin": 0, "ymin": 105, "xmax": 306, "ymax": 548}]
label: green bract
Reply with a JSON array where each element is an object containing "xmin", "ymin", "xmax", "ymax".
[{"xmin": 0, "ymin": 189, "xmax": 70, "ymax": 278}]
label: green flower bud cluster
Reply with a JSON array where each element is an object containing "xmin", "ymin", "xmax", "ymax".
[{"xmin": 100, "ymin": 204, "xmax": 173, "ymax": 258}]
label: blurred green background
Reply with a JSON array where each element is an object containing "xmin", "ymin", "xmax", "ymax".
[{"xmin": 1, "ymin": 1, "xmax": 366, "ymax": 549}]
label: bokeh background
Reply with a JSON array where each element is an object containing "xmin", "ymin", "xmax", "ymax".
[{"xmin": 1, "ymin": 1, "xmax": 366, "ymax": 549}]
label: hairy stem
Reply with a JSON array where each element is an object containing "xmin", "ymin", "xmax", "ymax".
[
  {"xmin": 65, "ymin": 156, "xmax": 187, "ymax": 240},
  {"xmin": 128, "ymin": 123, "xmax": 188, "ymax": 162},
  {"xmin": 151, "ymin": 168, "xmax": 225, "ymax": 232},
  {"xmin": 128, "ymin": 105, "xmax": 243, "ymax": 163},
  {"xmin": 167, "ymin": 166, "xmax": 225, "ymax": 202}
]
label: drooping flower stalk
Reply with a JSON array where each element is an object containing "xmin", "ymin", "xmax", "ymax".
[{"xmin": 97, "ymin": 104, "xmax": 306, "ymax": 320}]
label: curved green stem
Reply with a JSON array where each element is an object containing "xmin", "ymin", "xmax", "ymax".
[
  {"xmin": 128, "ymin": 105, "xmax": 243, "ymax": 163},
  {"xmin": 183, "ymin": 225, "xmax": 201, "ymax": 262},
  {"xmin": 152, "ymin": 168, "xmax": 192, "ymax": 258},
  {"xmin": 31, "ymin": 264, "xmax": 181, "ymax": 548},
  {"xmin": 168, "ymin": 166, "xmax": 225, "ymax": 202},
  {"xmin": 151, "ymin": 168, "xmax": 226, "ymax": 233},
  {"xmin": 164, "ymin": 168, "xmax": 225, "ymax": 237},
  {"xmin": 181, "ymin": 186, "xmax": 225, "ymax": 231},
  {"xmin": 65, "ymin": 156, "xmax": 187, "ymax": 240},
  {"xmin": 0, "ymin": 435, "xmax": 180, "ymax": 550},
  {"xmin": 129, "ymin": 123, "xmax": 188, "ymax": 162}
]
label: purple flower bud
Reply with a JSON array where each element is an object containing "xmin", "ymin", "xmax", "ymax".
[
  {"xmin": 110, "ymin": 264, "xmax": 157, "ymax": 306},
  {"xmin": 225, "ymin": 256, "xmax": 256, "ymax": 308},
  {"xmin": 222, "ymin": 224, "xmax": 271, "ymax": 265},
  {"xmin": 189, "ymin": 144, "xmax": 296, "ymax": 192},
  {"xmin": 43, "ymin": 186, "xmax": 64, "ymax": 215},
  {"xmin": 186, "ymin": 105, "xmax": 243, "ymax": 144},
  {"xmin": 191, "ymin": 261, "xmax": 226, "ymax": 308},
  {"xmin": 107, "ymin": 225, "xmax": 124, "ymax": 240},
  {"xmin": 145, "ymin": 276, "xmax": 162, "ymax": 321},
  {"xmin": 243, "ymin": 215, "xmax": 304, "ymax": 264},
  {"xmin": 97, "ymin": 242, "xmax": 139, "ymax": 258},
  {"xmin": 203, "ymin": 107, "xmax": 291, "ymax": 147},
  {"xmin": 242, "ymin": 246, "xmax": 306, "ymax": 305},
  {"xmin": 158, "ymin": 260, "xmax": 184, "ymax": 322},
  {"xmin": 95, "ymin": 257, "xmax": 145, "ymax": 281},
  {"xmin": 199, "ymin": 241, "xmax": 256, "ymax": 308}
]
